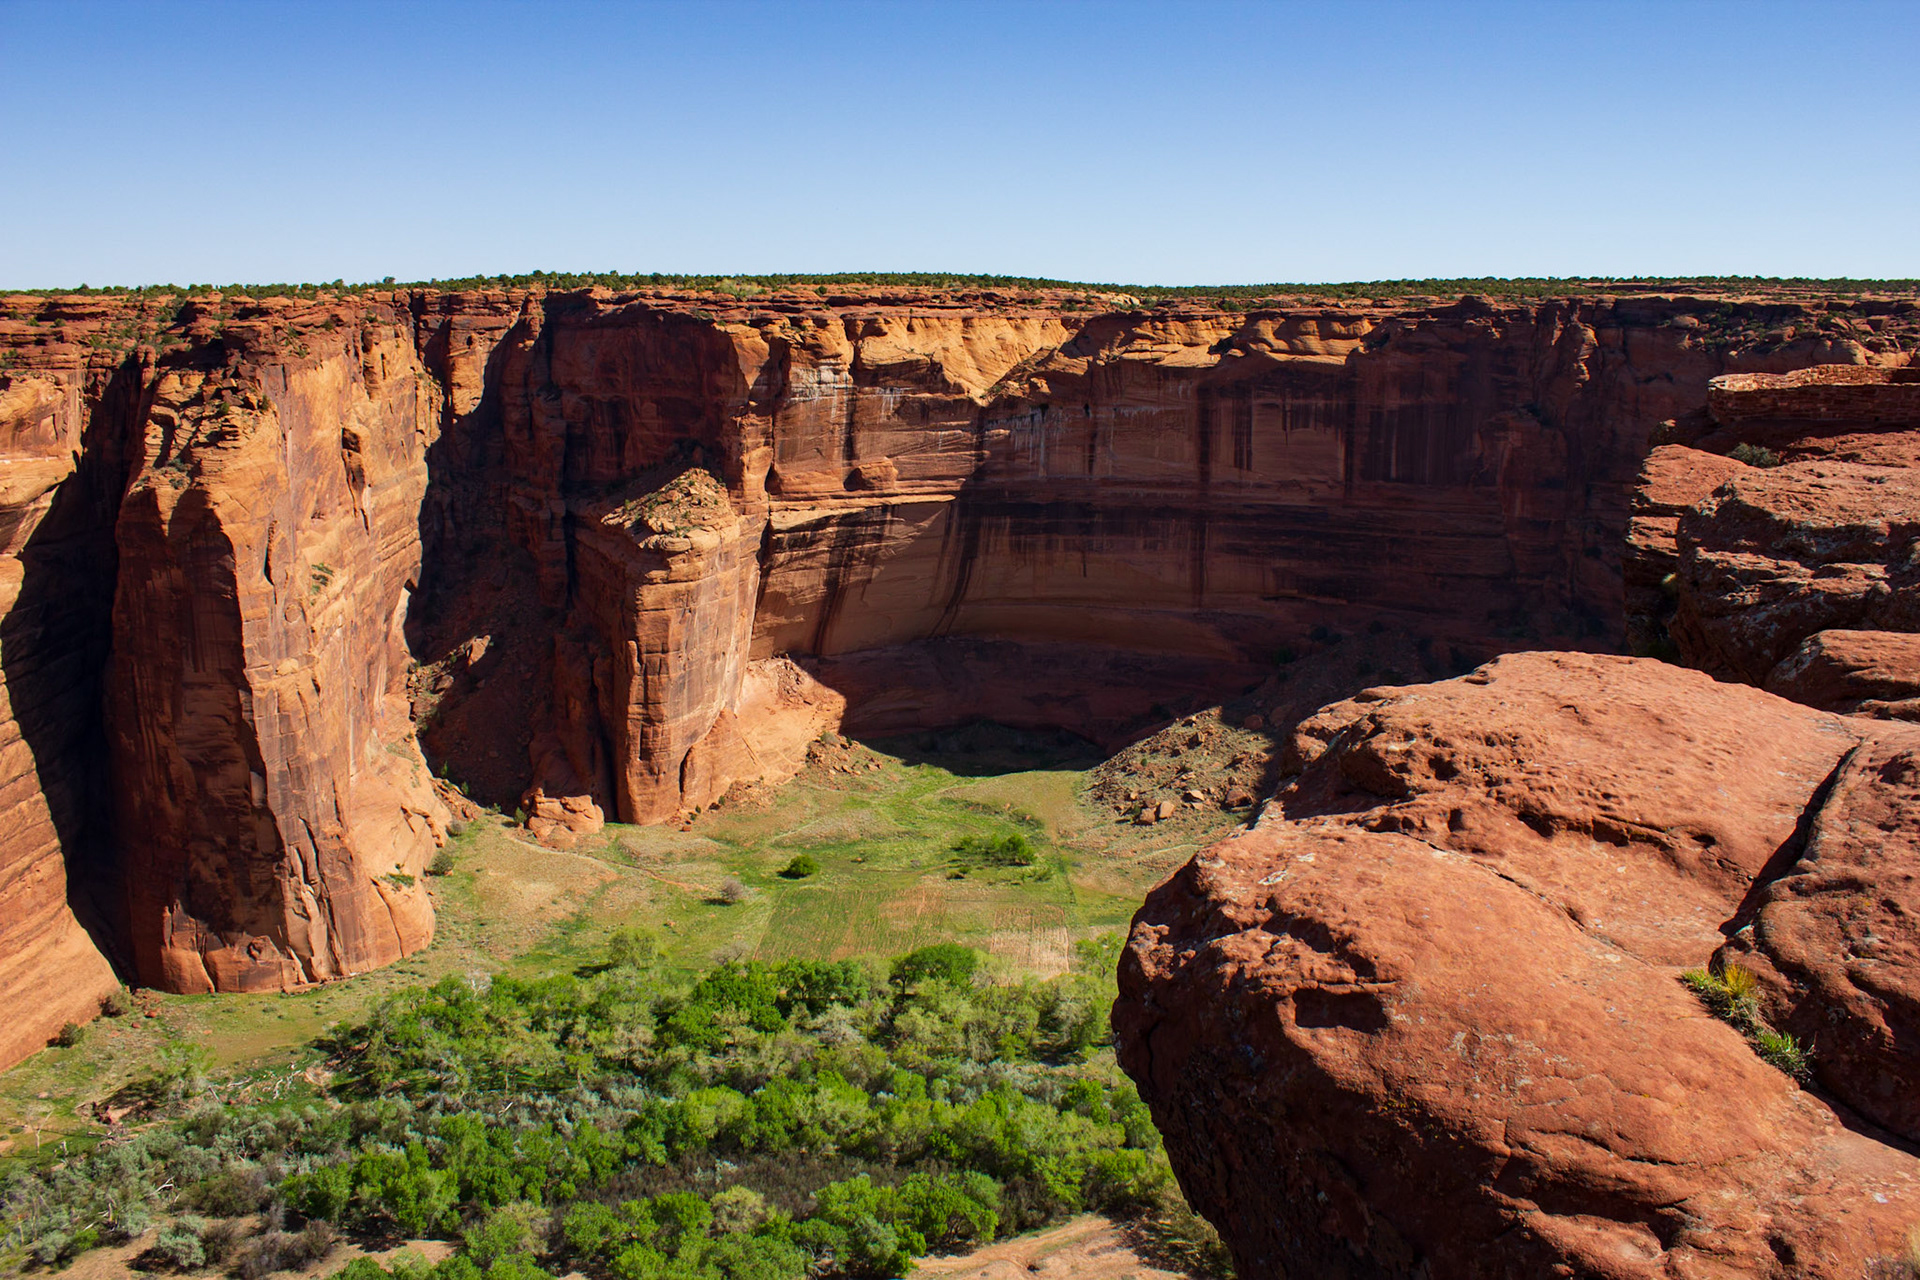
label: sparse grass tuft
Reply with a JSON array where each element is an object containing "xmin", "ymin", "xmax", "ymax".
[
  {"xmin": 1682, "ymin": 962, "xmax": 1814, "ymax": 1081},
  {"xmin": 1720, "ymin": 962, "xmax": 1758, "ymax": 1002},
  {"xmin": 1756, "ymin": 1028, "xmax": 1810, "ymax": 1079}
]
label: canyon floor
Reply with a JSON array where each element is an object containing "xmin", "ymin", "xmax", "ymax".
[{"xmin": 0, "ymin": 717, "xmax": 1250, "ymax": 1277}]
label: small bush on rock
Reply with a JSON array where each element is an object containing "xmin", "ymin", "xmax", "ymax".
[{"xmin": 1729, "ymin": 442, "xmax": 1783, "ymax": 468}]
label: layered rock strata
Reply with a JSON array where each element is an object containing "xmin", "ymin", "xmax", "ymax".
[
  {"xmin": 1116, "ymin": 652, "xmax": 1920, "ymax": 1279},
  {"xmin": 104, "ymin": 304, "xmax": 448, "ymax": 993},
  {"xmin": 414, "ymin": 289, "xmax": 1919, "ymax": 837},
  {"xmin": 0, "ymin": 363, "xmax": 125, "ymax": 1066},
  {"xmin": 1, "ymin": 285, "xmax": 1917, "ymax": 1067},
  {"xmin": 1630, "ymin": 363, "xmax": 1920, "ymax": 711}
]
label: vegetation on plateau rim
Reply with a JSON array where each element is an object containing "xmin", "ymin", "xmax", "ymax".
[
  {"xmin": 1, "ymin": 936, "xmax": 1230, "ymax": 1280},
  {"xmin": 8, "ymin": 271, "xmax": 1919, "ymax": 303}
]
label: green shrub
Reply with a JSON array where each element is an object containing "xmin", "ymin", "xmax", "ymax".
[
  {"xmin": 608, "ymin": 927, "xmax": 659, "ymax": 969},
  {"xmin": 464, "ymin": 1202, "xmax": 542, "ymax": 1269},
  {"xmin": 151, "ymin": 1218, "xmax": 208, "ymax": 1269},
  {"xmin": 51, "ymin": 1020, "xmax": 85, "ymax": 1047},
  {"xmin": 890, "ymin": 943, "xmax": 981, "ymax": 990},
  {"xmin": 185, "ymin": 1164, "xmax": 270, "ymax": 1215},
  {"xmin": 429, "ymin": 849, "xmax": 457, "ymax": 876},
  {"xmin": 710, "ymin": 1185, "xmax": 768, "ymax": 1233},
  {"xmin": 1729, "ymin": 441, "xmax": 1783, "ymax": 467},
  {"xmin": 3, "ymin": 939, "xmax": 1160, "ymax": 1278},
  {"xmin": 778, "ymin": 854, "xmax": 819, "ymax": 879},
  {"xmin": 949, "ymin": 833, "xmax": 1035, "ymax": 869}
]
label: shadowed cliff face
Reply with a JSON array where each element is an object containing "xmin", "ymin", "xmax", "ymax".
[
  {"xmin": 104, "ymin": 305, "xmax": 447, "ymax": 995},
  {"xmin": 0, "ymin": 347, "xmax": 136, "ymax": 1067},
  {"xmin": 0, "ymin": 284, "xmax": 1914, "ymax": 1052},
  {"xmin": 409, "ymin": 290, "xmax": 1909, "ymax": 826}
]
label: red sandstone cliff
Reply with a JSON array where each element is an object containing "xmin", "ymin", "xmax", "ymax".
[
  {"xmin": 103, "ymin": 297, "xmax": 448, "ymax": 994},
  {"xmin": 412, "ymin": 287, "xmax": 1918, "ymax": 836},
  {"xmin": 1, "ymin": 284, "xmax": 1916, "ymax": 1070},
  {"xmin": 1120, "ymin": 360, "xmax": 1920, "ymax": 1276},
  {"xmin": 0, "ymin": 352, "xmax": 125, "ymax": 1068}
]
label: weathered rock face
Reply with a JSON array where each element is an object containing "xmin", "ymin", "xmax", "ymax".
[
  {"xmin": 1765, "ymin": 627, "xmax": 1920, "ymax": 714},
  {"xmin": 1116, "ymin": 653, "xmax": 1920, "ymax": 1279},
  {"xmin": 413, "ymin": 290, "xmax": 1920, "ymax": 832},
  {"xmin": 0, "ymin": 359, "xmax": 125, "ymax": 1067},
  {"xmin": 1717, "ymin": 732, "xmax": 1920, "ymax": 1146},
  {"xmin": 2, "ymin": 285, "xmax": 1917, "ymax": 1068},
  {"xmin": 1673, "ymin": 459, "xmax": 1920, "ymax": 683},
  {"xmin": 1630, "ymin": 363, "xmax": 1920, "ymax": 706},
  {"xmin": 103, "ymin": 303, "xmax": 448, "ymax": 993}
]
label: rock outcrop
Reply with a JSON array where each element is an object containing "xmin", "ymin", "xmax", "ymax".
[
  {"xmin": 104, "ymin": 301, "xmax": 448, "ymax": 993},
  {"xmin": 1116, "ymin": 652, "xmax": 1920, "ymax": 1279},
  {"xmin": 2, "ymin": 284, "xmax": 1917, "ymax": 1068},
  {"xmin": 1631, "ymin": 362, "xmax": 1920, "ymax": 711},
  {"xmin": 415, "ymin": 289, "xmax": 1920, "ymax": 839}
]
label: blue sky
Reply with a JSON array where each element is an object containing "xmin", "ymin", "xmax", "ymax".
[{"xmin": 3, "ymin": 0, "xmax": 1915, "ymax": 287}]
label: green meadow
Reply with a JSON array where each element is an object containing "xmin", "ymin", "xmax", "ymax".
[{"xmin": 0, "ymin": 726, "xmax": 1233, "ymax": 1162}]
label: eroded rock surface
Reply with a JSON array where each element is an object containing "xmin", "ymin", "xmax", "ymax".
[
  {"xmin": 1117, "ymin": 653, "xmax": 1920, "ymax": 1279},
  {"xmin": 0, "ymin": 366, "xmax": 122, "ymax": 1064},
  {"xmin": 1673, "ymin": 460, "xmax": 1920, "ymax": 683},
  {"xmin": 105, "ymin": 309, "xmax": 448, "ymax": 993},
  {"xmin": 2, "ymin": 286, "xmax": 1917, "ymax": 1065},
  {"xmin": 1632, "ymin": 362, "xmax": 1920, "ymax": 715},
  {"xmin": 1765, "ymin": 628, "xmax": 1920, "ymax": 715}
]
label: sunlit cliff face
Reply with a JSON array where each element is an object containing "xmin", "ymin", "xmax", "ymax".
[{"xmin": 0, "ymin": 282, "xmax": 1910, "ymax": 1060}]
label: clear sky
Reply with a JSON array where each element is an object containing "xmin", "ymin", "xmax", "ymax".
[{"xmin": 4, "ymin": 0, "xmax": 1916, "ymax": 288}]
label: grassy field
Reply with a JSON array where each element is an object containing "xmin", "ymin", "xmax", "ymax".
[{"xmin": 0, "ymin": 725, "xmax": 1238, "ymax": 1152}]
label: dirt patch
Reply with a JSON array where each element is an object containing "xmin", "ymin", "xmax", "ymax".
[
  {"xmin": 50, "ymin": 1229, "xmax": 455, "ymax": 1280},
  {"xmin": 915, "ymin": 1215, "xmax": 1190, "ymax": 1280}
]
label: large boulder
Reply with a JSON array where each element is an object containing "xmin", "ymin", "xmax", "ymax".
[
  {"xmin": 1717, "ymin": 732, "xmax": 1920, "ymax": 1145},
  {"xmin": 1116, "ymin": 653, "xmax": 1920, "ymax": 1279}
]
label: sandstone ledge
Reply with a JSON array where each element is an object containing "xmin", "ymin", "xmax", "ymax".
[{"xmin": 1116, "ymin": 652, "xmax": 1920, "ymax": 1279}]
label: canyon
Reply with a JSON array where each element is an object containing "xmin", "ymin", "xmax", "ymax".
[{"xmin": 3, "ymin": 279, "xmax": 1920, "ymax": 1271}]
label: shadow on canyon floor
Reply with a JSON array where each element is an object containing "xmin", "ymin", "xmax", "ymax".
[{"xmin": 861, "ymin": 720, "xmax": 1109, "ymax": 777}]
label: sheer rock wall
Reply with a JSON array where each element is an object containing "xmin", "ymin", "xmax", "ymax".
[{"xmin": 1, "ymin": 284, "xmax": 1914, "ymax": 1067}]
